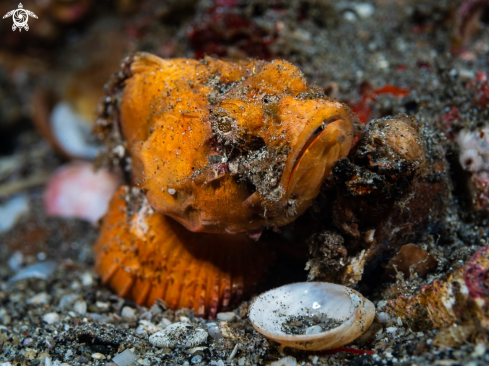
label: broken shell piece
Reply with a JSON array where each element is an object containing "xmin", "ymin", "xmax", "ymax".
[
  {"xmin": 149, "ymin": 322, "xmax": 208, "ymax": 349},
  {"xmin": 44, "ymin": 161, "xmax": 119, "ymax": 225},
  {"xmin": 248, "ymin": 282, "xmax": 375, "ymax": 350},
  {"xmin": 32, "ymin": 86, "xmax": 103, "ymax": 160},
  {"xmin": 385, "ymin": 244, "xmax": 438, "ymax": 280}
]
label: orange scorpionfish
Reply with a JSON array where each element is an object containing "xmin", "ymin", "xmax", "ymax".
[{"xmin": 94, "ymin": 52, "xmax": 354, "ymax": 317}]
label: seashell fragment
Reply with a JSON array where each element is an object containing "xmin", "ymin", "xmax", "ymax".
[
  {"xmin": 248, "ymin": 282, "xmax": 375, "ymax": 350},
  {"xmin": 149, "ymin": 322, "xmax": 208, "ymax": 349},
  {"xmin": 384, "ymin": 244, "xmax": 438, "ymax": 280},
  {"xmin": 44, "ymin": 161, "xmax": 120, "ymax": 225}
]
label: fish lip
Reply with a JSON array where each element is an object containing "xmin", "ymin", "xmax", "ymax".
[{"xmin": 286, "ymin": 114, "xmax": 350, "ymax": 187}]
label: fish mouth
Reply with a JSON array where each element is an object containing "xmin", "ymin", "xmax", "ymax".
[
  {"xmin": 290, "ymin": 115, "xmax": 346, "ymax": 174},
  {"xmin": 285, "ymin": 114, "xmax": 353, "ymax": 202}
]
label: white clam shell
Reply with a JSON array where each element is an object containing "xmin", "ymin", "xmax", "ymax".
[{"xmin": 248, "ymin": 282, "xmax": 375, "ymax": 351}]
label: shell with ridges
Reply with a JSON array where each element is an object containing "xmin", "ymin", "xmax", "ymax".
[{"xmin": 93, "ymin": 186, "xmax": 273, "ymax": 318}]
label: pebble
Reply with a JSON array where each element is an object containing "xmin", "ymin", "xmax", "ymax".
[
  {"xmin": 191, "ymin": 355, "xmax": 202, "ymax": 364},
  {"xmin": 158, "ymin": 318, "xmax": 172, "ymax": 329},
  {"xmin": 308, "ymin": 355, "xmax": 319, "ymax": 365},
  {"xmin": 77, "ymin": 356, "xmax": 89, "ymax": 363},
  {"xmin": 271, "ymin": 356, "xmax": 297, "ymax": 366},
  {"xmin": 149, "ymin": 322, "xmax": 208, "ymax": 349},
  {"xmin": 74, "ymin": 300, "xmax": 87, "ymax": 315},
  {"xmin": 8, "ymin": 261, "xmax": 56, "ymax": 282},
  {"xmin": 150, "ymin": 304, "xmax": 162, "ymax": 314},
  {"xmin": 210, "ymin": 361, "xmax": 225, "ymax": 366},
  {"xmin": 7, "ymin": 251, "xmax": 23, "ymax": 271},
  {"xmin": 121, "ymin": 306, "xmax": 137, "ymax": 321},
  {"xmin": 180, "ymin": 316, "xmax": 191, "ymax": 323},
  {"xmin": 58, "ymin": 293, "xmax": 80, "ymax": 308},
  {"xmin": 305, "ymin": 325, "xmax": 322, "ymax": 335},
  {"xmin": 113, "ymin": 349, "xmax": 139, "ymax": 366},
  {"xmin": 186, "ymin": 346, "xmax": 208, "ymax": 355},
  {"xmin": 139, "ymin": 311, "xmax": 152, "ymax": 320},
  {"xmin": 471, "ymin": 343, "xmax": 486, "ymax": 357},
  {"xmin": 42, "ymin": 312, "xmax": 60, "ymax": 324},
  {"xmin": 238, "ymin": 357, "xmax": 246, "ymax": 365},
  {"xmin": 216, "ymin": 312, "xmax": 236, "ymax": 322},
  {"xmin": 96, "ymin": 301, "xmax": 110, "ymax": 310},
  {"xmin": 0, "ymin": 195, "xmax": 29, "ymax": 233},
  {"xmin": 207, "ymin": 324, "xmax": 222, "ymax": 339},
  {"xmin": 353, "ymin": 3, "xmax": 375, "ymax": 18},
  {"xmin": 27, "ymin": 292, "xmax": 51, "ymax": 305},
  {"xmin": 136, "ymin": 320, "xmax": 159, "ymax": 334},
  {"xmin": 91, "ymin": 353, "xmax": 105, "ymax": 360},
  {"xmin": 80, "ymin": 272, "xmax": 94, "ymax": 286}
]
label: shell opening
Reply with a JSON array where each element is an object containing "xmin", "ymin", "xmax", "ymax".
[{"xmin": 249, "ymin": 282, "xmax": 375, "ymax": 351}]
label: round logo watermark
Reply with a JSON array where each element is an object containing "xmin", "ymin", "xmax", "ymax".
[{"xmin": 3, "ymin": 3, "xmax": 38, "ymax": 32}]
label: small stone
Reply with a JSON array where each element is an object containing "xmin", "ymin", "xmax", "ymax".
[
  {"xmin": 149, "ymin": 322, "xmax": 207, "ymax": 349},
  {"xmin": 77, "ymin": 356, "xmax": 89, "ymax": 363},
  {"xmin": 216, "ymin": 312, "xmax": 236, "ymax": 322},
  {"xmin": 308, "ymin": 355, "xmax": 319, "ymax": 365},
  {"xmin": 186, "ymin": 346, "xmax": 208, "ymax": 355},
  {"xmin": 136, "ymin": 320, "xmax": 159, "ymax": 334},
  {"xmin": 27, "ymin": 292, "xmax": 51, "ymax": 305},
  {"xmin": 150, "ymin": 305, "xmax": 162, "ymax": 314},
  {"xmin": 74, "ymin": 300, "xmax": 87, "ymax": 315},
  {"xmin": 386, "ymin": 326, "xmax": 398, "ymax": 334},
  {"xmin": 191, "ymin": 355, "xmax": 202, "ymax": 364},
  {"xmin": 158, "ymin": 318, "xmax": 172, "ymax": 329},
  {"xmin": 137, "ymin": 359, "xmax": 151, "ymax": 366},
  {"xmin": 8, "ymin": 261, "xmax": 56, "ymax": 282},
  {"xmin": 80, "ymin": 272, "xmax": 94, "ymax": 286},
  {"xmin": 180, "ymin": 316, "xmax": 191, "ymax": 323},
  {"xmin": 210, "ymin": 361, "xmax": 225, "ymax": 366},
  {"xmin": 238, "ymin": 357, "xmax": 246, "ymax": 365},
  {"xmin": 271, "ymin": 356, "xmax": 297, "ymax": 366},
  {"xmin": 96, "ymin": 301, "xmax": 110, "ymax": 310},
  {"xmin": 0, "ymin": 195, "xmax": 29, "ymax": 233},
  {"xmin": 121, "ymin": 306, "xmax": 137, "ymax": 321},
  {"xmin": 113, "ymin": 349, "xmax": 139, "ymax": 366},
  {"xmin": 353, "ymin": 3, "xmax": 375, "ymax": 18},
  {"xmin": 42, "ymin": 312, "xmax": 60, "ymax": 324},
  {"xmin": 7, "ymin": 251, "xmax": 23, "ymax": 271},
  {"xmin": 207, "ymin": 324, "xmax": 222, "ymax": 339},
  {"xmin": 472, "ymin": 343, "xmax": 486, "ymax": 357},
  {"xmin": 305, "ymin": 325, "xmax": 322, "ymax": 335},
  {"xmin": 139, "ymin": 311, "xmax": 152, "ymax": 320},
  {"xmin": 91, "ymin": 353, "xmax": 104, "ymax": 360},
  {"xmin": 58, "ymin": 294, "xmax": 79, "ymax": 308}
]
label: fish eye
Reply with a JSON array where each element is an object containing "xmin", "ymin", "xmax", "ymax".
[{"xmin": 313, "ymin": 121, "xmax": 326, "ymax": 135}]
